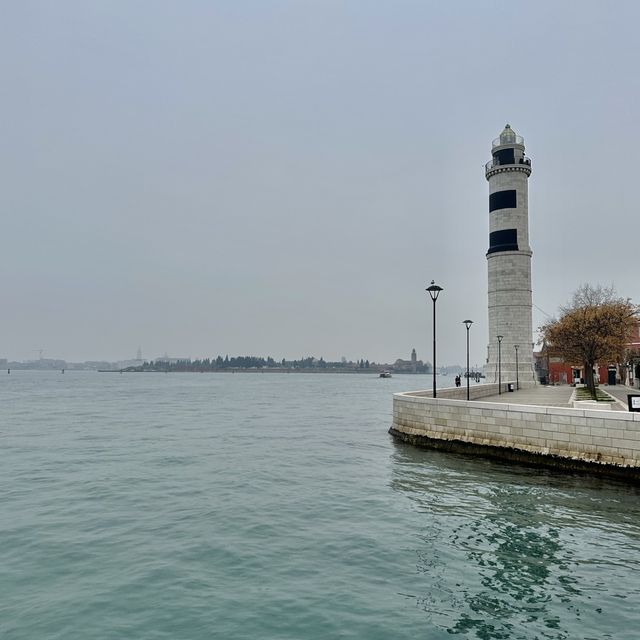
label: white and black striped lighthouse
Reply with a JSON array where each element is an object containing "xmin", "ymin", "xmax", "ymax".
[{"xmin": 484, "ymin": 124, "xmax": 535, "ymax": 387}]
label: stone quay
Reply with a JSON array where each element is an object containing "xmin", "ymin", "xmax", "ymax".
[{"xmin": 389, "ymin": 383, "xmax": 640, "ymax": 481}]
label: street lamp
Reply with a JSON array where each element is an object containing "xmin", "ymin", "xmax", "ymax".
[
  {"xmin": 514, "ymin": 344, "xmax": 519, "ymax": 390},
  {"xmin": 463, "ymin": 320, "xmax": 473, "ymax": 400},
  {"xmin": 497, "ymin": 335, "xmax": 503, "ymax": 394},
  {"xmin": 426, "ymin": 280, "xmax": 443, "ymax": 398}
]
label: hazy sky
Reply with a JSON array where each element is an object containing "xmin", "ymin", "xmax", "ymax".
[{"xmin": 2, "ymin": 1, "xmax": 639, "ymax": 365}]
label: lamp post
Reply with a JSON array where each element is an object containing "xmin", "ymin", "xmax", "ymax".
[
  {"xmin": 514, "ymin": 344, "xmax": 519, "ymax": 390},
  {"xmin": 426, "ymin": 280, "xmax": 443, "ymax": 398},
  {"xmin": 497, "ymin": 335, "xmax": 503, "ymax": 394},
  {"xmin": 463, "ymin": 320, "xmax": 473, "ymax": 400}
]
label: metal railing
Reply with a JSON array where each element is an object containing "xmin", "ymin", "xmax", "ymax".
[{"xmin": 485, "ymin": 156, "xmax": 531, "ymax": 171}]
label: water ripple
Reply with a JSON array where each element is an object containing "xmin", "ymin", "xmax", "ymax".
[{"xmin": 1, "ymin": 372, "xmax": 640, "ymax": 639}]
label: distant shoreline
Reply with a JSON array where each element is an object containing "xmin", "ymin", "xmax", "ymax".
[{"xmin": 98, "ymin": 368, "xmax": 437, "ymax": 375}]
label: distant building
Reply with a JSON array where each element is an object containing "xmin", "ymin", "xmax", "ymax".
[
  {"xmin": 11, "ymin": 358, "xmax": 67, "ymax": 370},
  {"xmin": 535, "ymin": 321, "xmax": 640, "ymax": 388},
  {"xmin": 628, "ymin": 323, "xmax": 640, "ymax": 388},
  {"xmin": 394, "ymin": 348, "xmax": 425, "ymax": 373}
]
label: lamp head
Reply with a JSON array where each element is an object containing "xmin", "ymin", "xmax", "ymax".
[
  {"xmin": 426, "ymin": 280, "xmax": 443, "ymax": 302},
  {"xmin": 463, "ymin": 319, "xmax": 473, "ymax": 330},
  {"xmin": 497, "ymin": 335, "xmax": 503, "ymax": 343}
]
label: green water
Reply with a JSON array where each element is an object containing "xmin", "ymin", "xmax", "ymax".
[{"xmin": 1, "ymin": 371, "xmax": 639, "ymax": 639}]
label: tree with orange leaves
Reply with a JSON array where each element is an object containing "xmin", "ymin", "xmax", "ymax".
[{"xmin": 540, "ymin": 284, "xmax": 638, "ymax": 398}]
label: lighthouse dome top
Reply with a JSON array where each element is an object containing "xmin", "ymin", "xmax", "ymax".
[{"xmin": 492, "ymin": 123, "xmax": 524, "ymax": 148}]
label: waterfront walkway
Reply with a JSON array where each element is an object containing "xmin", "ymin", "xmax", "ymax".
[{"xmin": 477, "ymin": 384, "xmax": 638, "ymax": 411}]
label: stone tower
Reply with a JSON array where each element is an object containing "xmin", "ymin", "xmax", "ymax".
[{"xmin": 484, "ymin": 124, "xmax": 535, "ymax": 387}]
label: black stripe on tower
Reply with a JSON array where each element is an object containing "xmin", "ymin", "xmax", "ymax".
[
  {"xmin": 489, "ymin": 190, "xmax": 516, "ymax": 212},
  {"xmin": 488, "ymin": 229, "xmax": 518, "ymax": 254}
]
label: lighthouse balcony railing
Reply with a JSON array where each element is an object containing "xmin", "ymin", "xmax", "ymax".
[
  {"xmin": 492, "ymin": 134, "xmax": 524, "ymax": 147},
  {"xmin": 485, "ymin": 156, "xmax": 531, "ymax": 172}
]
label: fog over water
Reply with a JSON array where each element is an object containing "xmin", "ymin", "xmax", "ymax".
[{"xmin": 2, "ymin": 1, "xmax": 638, "ymax": 364}]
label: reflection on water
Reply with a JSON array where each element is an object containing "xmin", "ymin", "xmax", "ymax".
[
  {"xmin": 447, "ymin": 487, "xmax": 572, "ymax": 638},
  {"xmin": 390, "ymin": 442, "xmax": 640, "ymax": 640}
]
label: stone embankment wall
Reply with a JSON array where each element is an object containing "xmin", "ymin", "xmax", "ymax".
[
  {"xmin": 390, "ymin": 385, "xmax": 640, "ymax": 480},
  {"xmin": 407, "ymin": 382, "xmax": 505, "ymax": 401}
]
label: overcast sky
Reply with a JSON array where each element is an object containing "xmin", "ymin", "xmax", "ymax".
[{"xmin": 2, "ymin": 1, "xmax": 639, "ymax": 365}]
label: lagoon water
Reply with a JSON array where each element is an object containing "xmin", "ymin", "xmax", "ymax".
[{"xmin": 2, "ymin": 371, "xmax": 640, "ymax": 639}]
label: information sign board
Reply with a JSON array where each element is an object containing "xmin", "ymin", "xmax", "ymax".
[{"xmin": 627, "ymin": 395, "xmax": 640, "ymax": 412}]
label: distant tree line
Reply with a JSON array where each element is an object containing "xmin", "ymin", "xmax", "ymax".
[{"xmin": 136, "ymin": 356, "xmax": 378, "ymax": 372}]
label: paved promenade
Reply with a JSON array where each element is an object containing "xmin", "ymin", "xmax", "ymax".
[{"xmin": 478, "ymin": 384, "xmax": 638, "ymax": 411}]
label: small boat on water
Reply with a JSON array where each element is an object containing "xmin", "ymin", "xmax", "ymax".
[{"xmin": 379, "ymin": 371, "xmax": 392, "ymax": 378}]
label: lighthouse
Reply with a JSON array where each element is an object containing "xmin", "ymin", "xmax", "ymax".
[{"xmin": 485, "ymin": 124, "xmax": 535, "ymax": 388}]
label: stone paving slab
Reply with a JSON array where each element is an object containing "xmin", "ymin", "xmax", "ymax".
[
  {"xmin": 600, "ymin": 385, "xmax": 639, "ymax": 408},
  {"xmin": 600, "ymin": 384, "xmax": 640, "ymax": 406},
  {"xmin": 480, "ymin": 385, "xmax": 574, "ymax": 407},
  {"xmin": 479, "ymin": 384, "xmax": 637, "ymax": 410}
]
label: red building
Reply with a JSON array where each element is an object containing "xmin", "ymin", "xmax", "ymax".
[{"xmin": 535, "ymin": 322, "xmax": 640, "ymax": 387}]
